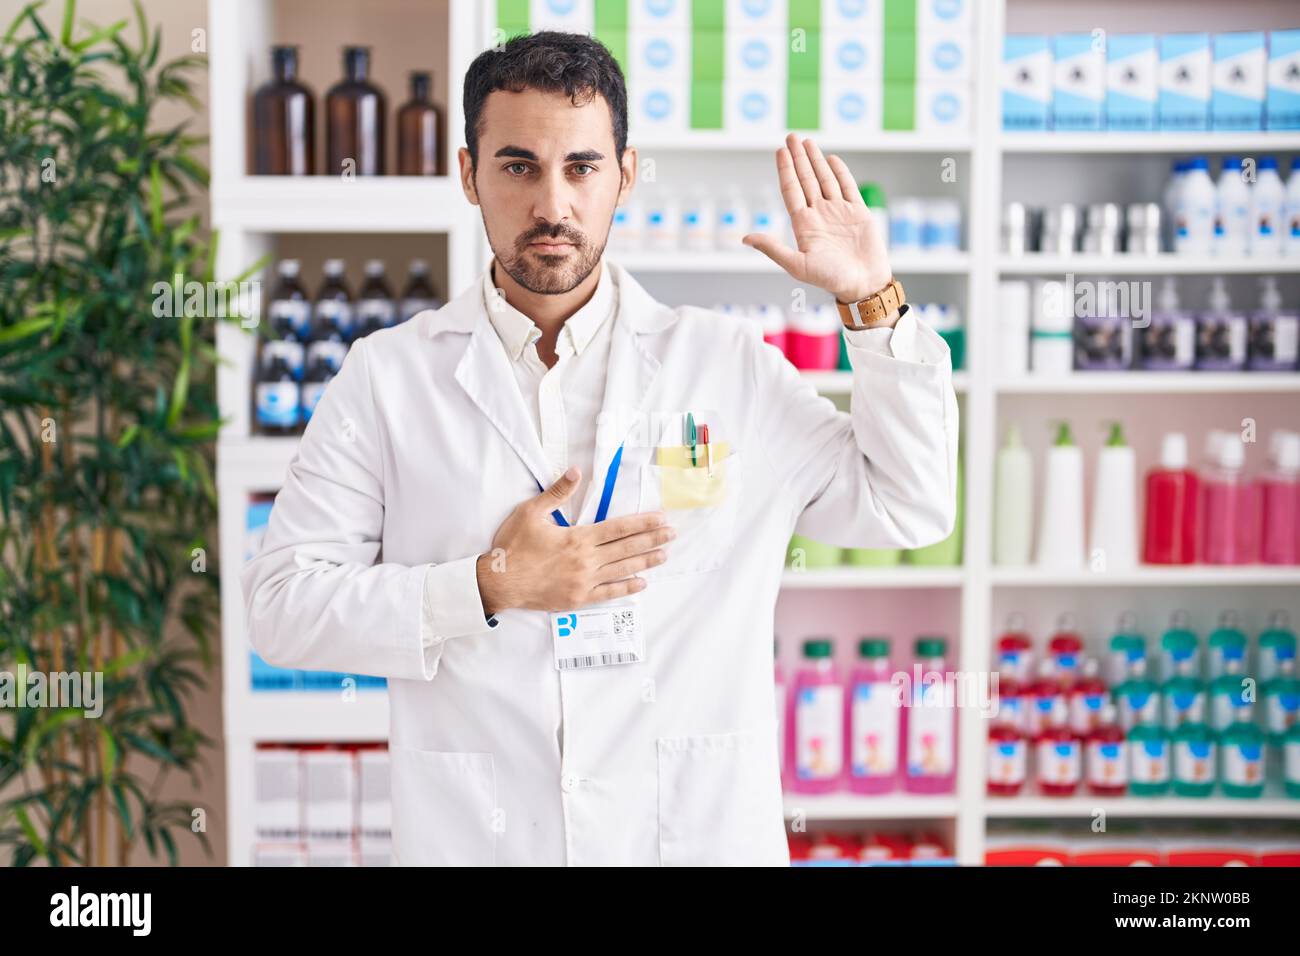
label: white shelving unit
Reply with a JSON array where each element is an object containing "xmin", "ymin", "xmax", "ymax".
[{"xmin": 212, "ymin": 0, "xmax": 1300, "ymax": 866}]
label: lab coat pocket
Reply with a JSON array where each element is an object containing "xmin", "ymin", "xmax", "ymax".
[
  {"xmin": 640, "ymin": 450, "xmax": 743, "ymax": 577},
  {"xmin": 389, "ymin": 748, "xmax": 497, "ymax": 866},
  {"xmin": 656, "ymin": 726, "xmax": 787, "ymax": 866}
]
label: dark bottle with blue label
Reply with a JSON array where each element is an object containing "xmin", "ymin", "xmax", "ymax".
[
  {"xmin": 255, "ymin": 353, "xmax": 302, "ymax": 434},
  {"xmin": 354, "ymin": 259, "xmax": 397, "ymax": 339},
  {"xmin": 313, "ymin": 258, "xmax": 355, "ymax": 341},
  {"xmin": 267, "ymin": 258, "xmax": 312, "ymax": 342},
  {"xmin": 300, "ymin": 354, "xmax": 337, "ymax": 424}
]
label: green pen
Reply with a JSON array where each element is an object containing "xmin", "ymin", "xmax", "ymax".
[{"xmin": 685, "ymin": 412, "xmax": 697, "ymax": 467}]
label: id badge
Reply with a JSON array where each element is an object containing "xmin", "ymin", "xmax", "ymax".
[{"xmin": 551, "ymin": 601, "xmax": 644, "ymax": 671}]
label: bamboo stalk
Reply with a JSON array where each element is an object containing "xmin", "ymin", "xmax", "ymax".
[
  {"xmin": 90, "ymin": 524, "xmax": 107, "ymax": 868},
  {"xmin": 34, "ymin": 407, "xmax": 60, "ymax": 862}
]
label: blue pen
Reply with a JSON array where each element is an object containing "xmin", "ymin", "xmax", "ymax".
[{"xmin": 685, "ymin": 412, "xmax": 697, "ymax": 467}]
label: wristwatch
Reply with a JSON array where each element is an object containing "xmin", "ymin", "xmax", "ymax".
[{"xmin": 836, "ymin": 277, "xmax": 906, "ymax": 330}]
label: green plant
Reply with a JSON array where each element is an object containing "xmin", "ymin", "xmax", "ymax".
[{"xmin": 0, "ymin": 0, "xmax": 257, "ymax": 865}]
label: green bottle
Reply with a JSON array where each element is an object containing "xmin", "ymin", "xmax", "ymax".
[
  {"xmin": 1128, "ymin": 723, "xmax": 1171, "ymax": 796},
  {"xmin": 1261, "ymin": 658, "xmax": 1300, "ymax": 747},
  {"xmin": 1171, "ymin": 722, "xmax": 1217, "ymax": 797},
  {"xmin": 787, "ymin": 533, "xmax": 841, "ymax": 569},
  {"xmin": 903, "ymin": 452, "xmax": 964, "ymax": 567},
  {"xmin": 1115, "ymin": 657, "xmax": 1160, "ymax": 730},
  {"xmin": 1207, "ymin": 612, "xmax": 1248, "ymax": 680},
  {"xmin": 1158, "ymin": 611, "xmax": 1200, "ymax": 682},
  {"xmin": 1219, "ymin": 721, "xmax": 1266, "ymax": 799},
  {"xmin": 1283, "ymin": 721, "xmax": 1300, "ymax": 799},
  {"xmin": 1258, "ymin": 611, "xmax": 1297, "ymax": 683},
  {"xmin": 1209, "ymin": 658, "xmax": 1254, "ymax": 733},
  {"xmin": 1161, "ymin": 674, "xmax": 1207, "ymax": 731},
  {"xmin": 1106, "ymin": 611, "xmax": 1146, "ymax": 687}
]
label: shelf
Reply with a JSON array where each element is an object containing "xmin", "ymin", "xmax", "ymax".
[
  {"xmin": 217, "ymin": 436, "xmax": 299, "ymax": 488},
  {"xmin": 617, "ymin": 249, "xmax": 970, "ymax": 275},
  {"xmin": 990, "ymin": 566, "xmax": 1300, "ymax": 588},
  {"xmin": 997, "ymin": 255, "xmax": 1300, "ymax": 275},
  {"xmin": 983, "ymin": 790, "xmax": 1300, "ymax": 820},
  {"xmin": 632, "ymin": 131, "xmax": 972, "ymax": 153},
  {"xmin": 997, "ymin": 373, "xmax": 1300, "ymax": 394},
  {"xmin": 226, "ymin": 692, "xmax": 390, "ymax": 742},
  {"xmin": 784, "ymin": 793, "xmax": 960, "ymax": 821},
  {"xmin": 210, "ymin": 176, "xmax": 480, "ymax": 233},
  {"xmin": 1000, "ymin": 132, "xmax": 1300, "ymax": 154},
  {"xmin": 781, "ymin": 566, "xmax": 964, "ymax": 589}
]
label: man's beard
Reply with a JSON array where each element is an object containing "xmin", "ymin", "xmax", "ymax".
[{"xmin": 490, "ymin": 219, "xmax": 607, "ymax": 295}]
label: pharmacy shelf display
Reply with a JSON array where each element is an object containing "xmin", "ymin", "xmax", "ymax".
[{"xmin": 212, "ymin": 0, "xmax": 1300, "ymax": 867}]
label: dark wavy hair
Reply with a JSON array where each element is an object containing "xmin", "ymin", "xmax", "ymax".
[{"xmin": 463, "ymin": 31, "xmax": 628, "ymax": 167}]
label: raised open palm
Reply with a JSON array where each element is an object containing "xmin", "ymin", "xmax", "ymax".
[{"xmin": 743, "ymin": 133, "xmax": 892, "ymax": 304}]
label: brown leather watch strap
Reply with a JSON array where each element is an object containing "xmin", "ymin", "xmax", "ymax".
[{"xmin": 836, "ymin": 277, "xmax": 906, "ymax": 330}]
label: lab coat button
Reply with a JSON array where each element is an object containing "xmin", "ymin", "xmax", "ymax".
[{"xmin": 561, "ymin": 772, "xmax": 580, "ymax": 793}]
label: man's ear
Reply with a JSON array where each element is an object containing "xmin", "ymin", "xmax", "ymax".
[
  {"xmin": 458, "ymin": 146, "xmax": 479, "ymax": 206},
  {"xmin": 616, "ymin": 145, "xmax": 638, "ymax": 205}
]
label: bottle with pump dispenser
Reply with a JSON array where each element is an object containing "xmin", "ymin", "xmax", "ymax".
[
  {"xmin": 1196, "ymin": 278, "xmax": 1249, "ymax": 370},
  {"xmin": 1035, "ymin": 421, "xmax": 1085, "ymax": 569},
  {"xmin": 1248, "ymin": 277, "xmax": 1300, "ymax": 371},
  {"xmin": 1139, "ymin": 278, "xmax": 1197, "ymax": 371}
]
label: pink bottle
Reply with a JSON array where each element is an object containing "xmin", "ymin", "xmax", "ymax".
[
  {"xmin": 845, "ymin": 637, "xmax": 901, "ymax": 794},
  {"xmin": 1143, "ymin": 432, "xmax": 1200, "ymax": 564},
  {"xmin": 1068, "ymin": 657, "xmax": 1108, "ymax": 736},
  {"xmin": 789, "ymin": 637, "xmax": 843, "ymax": 793},
  {"xmin": 1047, "ymin": 615, "xmax": 1084, "ymax": 682},
  {"xmin": 1202, "ymin": 434, "xmax": 1260, "ymax": 564},
  {"xmin": 785, "ymin": 304, "xmax": 840, "ymax": 370},
  {"xmin": 902, "ymin": 637, "xmax": 956, "ymax": 794},
  {"xmin": 996, "ymin": 613, "xmax": 1034, "ymax": 684},
  {"xmin": 753, "ymin": 304, "xmax": 788, "ymax": 356},
  {"xmin": 1261, "ymin": 432, "xmax": 1300, "ymax": 565},
  {"xmin": 1084, "ymin": 703, "xmax": 1128, "ymax": 797},
  {"xmin": 1026, "ymin": 659, "xmax": 1067, "ymax": 739}
]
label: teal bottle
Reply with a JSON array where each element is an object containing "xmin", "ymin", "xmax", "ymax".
[
  {"xmin": 1128, "ymin": 723, "xmax": 1171, "ymax": 796},
  {"xmin": 1115, "ymin": 657, "xmax": 1160, "ymax": 730},
  {"xmin": 1283, "ymin": 722, "xmax": 1300, "ymax": 799},
  {"xmin": 1158, "ymin": 611, "xmax": 1200, "ymax": 682},
  {"xmin": 1207, "ymin": 612, "xmax": 1248, "ymax": 680},
  {"xmin": 1209, "ymin": 657, "xmax": 1254, "ymax": 733},
  {"xmin": 1161, "ymin": 674, "xmax": 1207, "ymax": 731},
  {"xmin": 1258, "ymin": 611, "xmax": 1297, "ymax": 683},
  {"xmin": 1171, "ymin": 722, "xmax": 1216, "ymax": 797},
  {"xmin": 1261, "ymin": 658, "xmax": 1300, "ymax": 747},
  {"xmin": 1219, "ymin": 721, "xmax": 1266, "ymax": 798}
]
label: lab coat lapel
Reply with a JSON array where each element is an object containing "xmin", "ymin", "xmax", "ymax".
[
  {"xmin": 573, "ymin": 264, "xmax": 664, "ymax": 524},
  {"xmin": 453, "ymin": 298, "xmax": 556, "ymax": 495}
]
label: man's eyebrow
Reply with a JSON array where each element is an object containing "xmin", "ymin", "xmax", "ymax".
[{"xmin": 490, "ymin": 146, "xmax": 606, "ymax": 163}]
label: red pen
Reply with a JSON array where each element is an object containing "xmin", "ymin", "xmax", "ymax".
[{"xmin": 700, "ymin": 424, "xmax": 712, "ymax": 476}]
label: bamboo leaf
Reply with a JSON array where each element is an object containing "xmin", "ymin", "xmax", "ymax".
[{"xmin": 58, "ymin": 0, "xmax": 73, "ymax": 46}]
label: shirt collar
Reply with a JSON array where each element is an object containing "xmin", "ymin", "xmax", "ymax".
[{"xmin": 482, "ymin": 259, "xmax": 615, "ymax": 363}]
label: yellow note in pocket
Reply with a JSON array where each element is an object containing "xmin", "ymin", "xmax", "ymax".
[{"xmin": 654, "ymin": 441, "xmax": 731, "ymax": 509}]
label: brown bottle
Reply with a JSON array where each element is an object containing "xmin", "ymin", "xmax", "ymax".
[
  {"xmin": 252, "ymin": 46, "xmax": 315, "ymax": 175},
  {"xmin": 397, "ymin": 71, "xmax": 445, "ymax": 176},
  {"xmin": 326, "ymin": 46, "xmax": 386, "ymax": 177}
]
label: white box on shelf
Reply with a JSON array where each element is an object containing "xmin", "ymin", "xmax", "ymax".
[
  {"xmin": 1268, "ymin": 30, "xmax": 1300, "ymax": 130},
  {"xmin": 1052, "ymin": 33, "xmax": 1105, "ymax": 131},
  {"xmin": 253, "ymin": 745, "xmax": 301, "ymax": 842},
  {"xmin": 1002, "ymin": 35, "xmax": 1051, "ymax": 131},
  {"xmin": 302, "ymin": 747, "xmax": 356, "ymax": 842},
  {"xmin": 1106, "ymin": 34, "xmax": 1157, "ymax": 132},
  {"xmin": 1212, "ymin": 32, "xmax": 1266, "ymax": 131},
  {"xmin": 630, "ymin": 0, "xmax": 689, "ymax": 32},
  {"xmin": 627, "ymin": 30, "xmax": 690, "ymax": 134},
  {"xmin": 918, "ymin": 0, "xmax": 973, "ymax": 35},
  {"xmin": 358, "ymin": 748, "xmax": 392, "ymax": 841},
  {"xmin": 918, "ymin": 29, "xmax": 973, "ymax": 83},
  {"xmin": 822, "ymin": 79, "xmax": 882, "ymax": 134},
  {"xmin": 529, "ymin": 0, "xmax": 594, "ymax": 35},
  {"xmin": 726, "ymin": 0, "xmax": 785, "ymax": 34},
  {"xmin": 1159, "ymin": 33, "xmax": 1211, "ymax": 131},
  {"xmin": 916, "ymin": 81, "xmax": 969, "ymax": 132}
]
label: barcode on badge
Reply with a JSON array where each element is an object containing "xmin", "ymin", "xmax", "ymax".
[{"xmin": 557, "ymin": 651, "xmax": 642, "ymax": 670}]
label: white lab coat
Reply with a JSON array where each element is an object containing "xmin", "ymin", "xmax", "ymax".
[{"xmin": 241, "ymin": 260, "xmax": 959, "ymax": 866}]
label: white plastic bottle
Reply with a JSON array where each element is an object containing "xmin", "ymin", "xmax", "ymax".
[
  {"xmin": 1284, "ymin": 162, "xmax": 1300, "ymax": 257},
  {"xmin": 1089, "ymin": 422, "xmax": 1138, "ymax": 572},
  {"xmin": 994, "ymin": 424, "xmax": 1034, "ymax": 566},
  {"xmin": 1036, "ymin": 421, "xmax": 1086, "ymax": 570},
  {"xmin": 681, "ymin": 189, "xmax": 716, "ymax": 252},
  {"xmin": 1162, "ymin": 160, "xmax": 1186, "ymax": 253},
  {"xmin": 1252, "ymin": 156, "xmax": 1285, "ymax": 258},
  {"xmin": 715, "ymin": 189, "xmax": 749, "ymax": 250},
  {"xmin": 644, "ymin": 191, "xmax": 680, "ymax": 252},
  {"xmin": 1213, "ymin": 157, "xmax": 1251, "ymax": 259},
  {"xmin": 1174, "ymin": 157, "xmax": 1216, "ymax": 256}
]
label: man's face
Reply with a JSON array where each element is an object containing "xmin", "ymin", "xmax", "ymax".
[{"xmin": 460, "ymin": 88, "xmax": 636, "ymax": 295}]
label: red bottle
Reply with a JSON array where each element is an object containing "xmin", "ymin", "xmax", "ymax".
[
  {"xmin": 996, "ymin": 613, "xmax": 1034, "ymax": 683},
  {"xmin": 1143, "ymin": 432, "xmax": 1200, "ymax": 564},
  {"xmin": 1026, "ymin": 659, "xmax": 1067, "ymax": 738},
  {"xmin": 1068, "ymin": 657, "xmax": 1108, "ymax": 736},
  {"xmin": 987, "ymin": 713, "xmax": 1027, "ymax": 796},
  {"xmin": 1048, "ymin": 615, "xmax": 1084, "ymax": 683},
  {"xmin": 1035, "ymin": 723, "xmax": 1082, "ymax": 797},
  {"xmin": 1084, "ymin": 704, "xmax": 1128, "ymax": 797}
]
